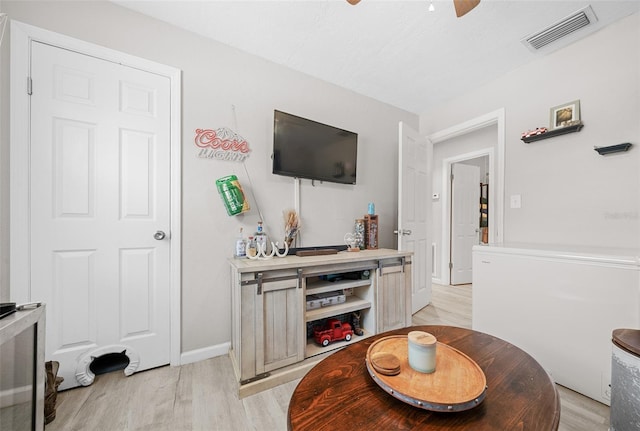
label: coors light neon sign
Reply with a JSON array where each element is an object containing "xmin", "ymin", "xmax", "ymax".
[{"xmin": 194, "ymin": 127, "xmax": 251, "ymax": 162}]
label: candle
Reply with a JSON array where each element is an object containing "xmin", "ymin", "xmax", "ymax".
[{"xmin": 408, "ymin": 331, "xmax": 437, "ymax": 373}]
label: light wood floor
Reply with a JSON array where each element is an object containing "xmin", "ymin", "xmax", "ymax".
[{"xmin": 47, "ymin": 284, "xmax": 610, "ymax": 430}]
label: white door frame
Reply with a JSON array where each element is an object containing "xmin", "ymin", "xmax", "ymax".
[
  {"xmin": 447, "ymin": 153, "xmax": 489, "ymax": 285},
  {"xmin": 10, "ymin": 21, "xmax": 183, "ymax": 365},
  {"xmin": 428, "ymin": 109, "xmax": 505, "ymax": 286}
]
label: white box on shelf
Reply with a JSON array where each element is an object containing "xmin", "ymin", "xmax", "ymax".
[
  {"xmin": 318, "ymin": 291, "xmax": 346, "ymax": 307},
  {"xmin": 306, "ymin": 295, "xmax": 323, "ymax": 310},
  {"xmin": 306, "ymin": 290, "xmax": 345, "ymax": 310}
]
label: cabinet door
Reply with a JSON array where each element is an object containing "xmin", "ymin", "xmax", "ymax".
[
  {"xmin": 256, "ymin": 278, "xmax": 304, "ymax": 374},
  {"xmin": 377, "ymin": 260, "xmax": 412, "ymax": 332}
]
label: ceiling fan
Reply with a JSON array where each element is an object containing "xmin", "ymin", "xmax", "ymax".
[{"xmin": 346, "ymin": 0, "xmax": 481, "ymax": 18}]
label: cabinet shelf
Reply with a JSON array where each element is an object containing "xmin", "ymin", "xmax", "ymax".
[
  {"xmin": 305, "ymin": 296, "xmax": 371, "ymax": 322},
  {"xmin": 306, "ymin": 278, "xmax": 371, "ymax": 296},
  {"xmin": 521, "ymin": 123, "xmax": 583, "ymax": 143},
  {"xmin": 305, "ymin": 329, "xmax": 373, "ymax": 358}
]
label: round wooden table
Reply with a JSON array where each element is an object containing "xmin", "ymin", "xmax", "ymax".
[{"xmin": 288, "ymin": 325, "xmax": 560, "ymax": 431}]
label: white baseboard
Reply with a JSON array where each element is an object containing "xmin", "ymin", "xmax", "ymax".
[
  {"xmin": 432, "ymin": 277, "xmax": 443, "ymax": 285},
  {"xmin": 0, "ymin": 385, "xmax": 31, "ymax": 408},
  {"xmin": 180, "ymin": 342, "xmax": 230, "ymax": 365}
]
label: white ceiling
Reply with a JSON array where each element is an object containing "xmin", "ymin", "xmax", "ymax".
[{"xmin": 114, "ymin": 0, "xmax": 640, "ymax": 114}]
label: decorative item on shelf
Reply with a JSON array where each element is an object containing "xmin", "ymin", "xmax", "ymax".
[
  {"xmin": 594, "ymin": 143, "xmax": 633, "ymax": 155},
  {"xmin": 247, "ymin": 238, "xmax": 276, "ymax": 260},
  {"xmin": 354, "ymin": 219, "xmax": 365, "ymax": 249},
  {"xmin": 550, "ymin": 99, "xmax": 580, "ymax": 130},
  {"xmin": 313, "ymin": 318, "xmax": 354, "ymax": 347},
  {"xmin": 351, "ymin": 311, "xmax": 364, "ymax": 336},
  {"xmin": 368, "ymin": 202, "xmax": 375, "ymax": 216},
  {"xmin": 254, "ymin": 221, "xmax": 268, "ymax": 252},
  {"xmin": 522, "ymin": 99, "xmax": 584, "ymax": 143},
  {"xmin": 246, "ymin": 241, "xmax": 288, "ymax": 260},
  {"xmin": 234, "ymin": 228, "xmax": 246, "ymax": 258},
  {"xmin": 365, "ymin": 214, "xmax": 379, "ymax": 249},
  {"xmin": 283, "ymin": 209, "xmax": 300, "ymax": 248},
  {"xmin": 273, "ymin": 242, "xmax": 289, "ymax": 257},
  {"xmin": 344, "ymin": 233, "xmax": 360, "ymax": 252},
  {"xmin": 521, "ymin": 122, "xmax": 583, "ymax": 143},
  {"xmin": 521, "ymin": 127, "xmax": 547, "ymax": 140},
  {"xmin": 246, "ymin": 236, "xmax": 257, "ymax": 258}
]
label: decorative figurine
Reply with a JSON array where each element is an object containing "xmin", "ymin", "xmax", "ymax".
[
  {"xmin": 344, "ymin": 233, "xmax": 360, "ymax": 252},
  {"xmin": 351, "ymin": 311, "xmax": 364, "ymax": 336},
  {"xmin": 314, "ymin": 318, "xmax": 354, "ymax": 347}
]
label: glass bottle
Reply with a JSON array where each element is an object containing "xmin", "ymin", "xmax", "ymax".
[
  {"xmin": 255, "ymin": 221, "xmax": 268, "ymax": 253},
  {"xmin": 246, "ymin": 236, "xmax": 257, "ymax": 258},
  {"xmin": 235, "ymin": 228, "xmax": 246, "ymax": 258}
]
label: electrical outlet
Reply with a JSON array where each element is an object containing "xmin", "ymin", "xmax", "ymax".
[{"xmin": 510, "ymin": 194, "xmax": 522, "ymax": 209}]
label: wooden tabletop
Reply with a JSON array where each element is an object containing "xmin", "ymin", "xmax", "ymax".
[
  {"xmin": 288, "ymin": 325, "xmax": 560, "ymax": 431},
  {"xmin": 613, "ymin": 328, "xmax": 640, "ymax": 356}
]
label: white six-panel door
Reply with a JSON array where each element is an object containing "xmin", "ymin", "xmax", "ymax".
[
  {"xmin": 29, "ymin": 41, "xmax": 171, "ymax": 389},
  {"xmin": 450, "ymin": 163, "xmax": 480, "ymax": 285},
  {"xmin": 398, "ymin": 122, "xmax": 432, "ymax": 313}
]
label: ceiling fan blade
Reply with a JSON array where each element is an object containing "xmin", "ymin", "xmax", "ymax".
[
  {"xmin": 346, "ymin": 0, "xmax": 361, "ymax": 5},
  {"xmin": 453, "ymin": 0, "xmax": 480, "ymax": 17}
]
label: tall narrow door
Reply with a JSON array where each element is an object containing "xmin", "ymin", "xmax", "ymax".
[
  {"xmin": 450, "ymin": 163, "xmax": 480, "ymax": 285},
  {"xmin": 29, "ymin": 41, "xmax": 172, "ymax": 389},
  {"xmin": 398, "ymin": 122, "xmax": 431, "ymax": 313}
]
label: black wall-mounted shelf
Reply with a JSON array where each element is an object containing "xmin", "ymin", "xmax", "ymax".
[
  {"xmin": 594, "ymin": 143, "xmax": 633, "ymax": 155},
  {"xmin": 521, "ymin": 123, "xmax": 584, "ymax": 143}
]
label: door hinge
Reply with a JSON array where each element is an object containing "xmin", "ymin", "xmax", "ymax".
[
  {"xmin": 450, "ymin": 172, "xmax": 454, "ymax": 181},
  {"xmin": 27, "ymin": 77, "xmax": 33, "ymax": 95},
  {"xmin": 449, "ymin": 262, "xmax": 453, "ymax": 270}
]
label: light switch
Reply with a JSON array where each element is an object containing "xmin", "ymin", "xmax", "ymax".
[{"xmin": 510, "ymin": 194, "xmax": 521, "ymax": 209}]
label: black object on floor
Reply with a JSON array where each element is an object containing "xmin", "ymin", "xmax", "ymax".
[{"xmin": 89, "ymin": 351, "xmax": 131, "ymax": 375}]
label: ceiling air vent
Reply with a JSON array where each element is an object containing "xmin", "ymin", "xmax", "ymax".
[{"xmin": 522, "ymin": 5, "xmax": 598, "ymax": 51}]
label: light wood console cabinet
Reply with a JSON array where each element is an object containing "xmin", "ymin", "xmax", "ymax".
[{"xmin": 229, "ymin": 249, "xmax": 412, "ymax": 397}]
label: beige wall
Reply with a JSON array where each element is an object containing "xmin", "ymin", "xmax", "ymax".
[
  {"xmin": 421, "ymin": 13, "xmax": 640, "ymax": 250},
  {"xmin": 0, "ymin": 1, "xmax": 417, "ymax": 354}
]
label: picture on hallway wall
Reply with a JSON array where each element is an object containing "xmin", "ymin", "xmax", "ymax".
[{"xmin": 549, "ymin": 100, "xmax": 581, "ymax": 129}]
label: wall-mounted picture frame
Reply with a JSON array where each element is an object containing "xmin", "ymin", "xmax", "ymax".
[{"xmin": 550, "ymin": 100, "xmax": 581, "ymax": 129}]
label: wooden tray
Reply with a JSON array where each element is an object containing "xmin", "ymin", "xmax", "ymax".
[{"xmin": 365, "ymin": 335, "xmax": 487, "ymax": 412}]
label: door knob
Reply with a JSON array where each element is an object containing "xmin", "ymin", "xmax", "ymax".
[{"xmin": 154, "ymin": 230, "xmax": 166, "ymax": 240}]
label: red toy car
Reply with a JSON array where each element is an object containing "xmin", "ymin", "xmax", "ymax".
[{"xmin": 314, "ymin": 318, "xmax": 354, "ymax": 347}]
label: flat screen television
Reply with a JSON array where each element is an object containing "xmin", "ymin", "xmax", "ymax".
[{"xmin": 272, "ymin": 110, "xmax": 358, "ymax": 185}]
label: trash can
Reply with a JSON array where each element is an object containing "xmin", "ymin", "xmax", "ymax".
[{"xmin": 610, "ymin": 329, "xmax": 640, "ymax": 431}]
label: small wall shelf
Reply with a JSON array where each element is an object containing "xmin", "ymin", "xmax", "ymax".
[
  {"xmin": 594, "ymin": 143, "xmax": 632, "ymax": 155},
  {"xmin": 521, "ymin": 123, "xmax": 583, "ymax": 143}
]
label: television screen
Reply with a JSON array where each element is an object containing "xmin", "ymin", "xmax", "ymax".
[{"xmin": 272, "ymin": 110, "xmax": 358, "ymax": 185}]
